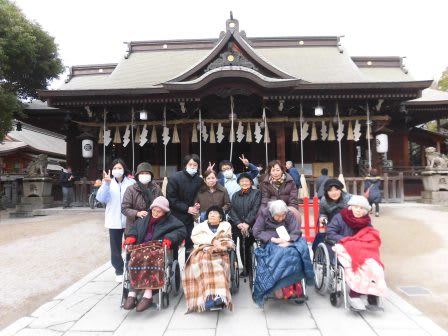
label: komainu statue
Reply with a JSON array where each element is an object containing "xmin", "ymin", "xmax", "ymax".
[
  {"xmin": 425, "ymin": 147, "xmax": 448, "ymax": 169},
  {"xmin": 26, "ymin": 154, "xmax": 48, "ymax": 176}
]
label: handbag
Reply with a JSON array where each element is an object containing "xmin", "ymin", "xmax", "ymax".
[{"xmin": 128, "ymin": 240, "xmax": 165, "ymax": 289}]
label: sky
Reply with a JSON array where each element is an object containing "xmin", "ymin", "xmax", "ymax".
[{"xmin": 12, "ymin": 0, "xmax": 448, "ymax": 88}]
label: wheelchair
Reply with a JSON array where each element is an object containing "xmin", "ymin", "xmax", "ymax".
[
  {"xmin": 249, "ymin": 240, "xmax": 308, "ymax": 304},
  {"xmin": 229, "ymin": 247, "xmax": 240, "ymax": 294},
  {"xmin": 120, "ymin": 242, "xmax": 181, "ymax": 310}
]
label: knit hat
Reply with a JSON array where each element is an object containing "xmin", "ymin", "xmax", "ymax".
[
  {"xmin": 150, "ymin": 196, "xmax": 170, "ymax": 212},
  {"xmin": 324, "ymin": 178, "xmax": 344, "ymax": 191},
  {"xmin": 237, "ymin": 172, "xmax": 254, "ymax": 184},
  {"xmin": 347, "ymin": 195, "xmax": 371, "ymax": 211},
  {"xmin": 135, "ymin": 162, "xmax": 153, "ymax": 177}
]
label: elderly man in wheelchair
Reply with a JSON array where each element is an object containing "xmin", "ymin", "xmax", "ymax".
[
  {"xmin": 183, "ymin": 206, "xmax": 238, "ymax": 313},
  {"xmin": 251, "ymin": 200, "xmax": 314, "ymax": 307},
  {"xmin": 314, "ymin": 195, "xmax": 387, "ymax": 312}
]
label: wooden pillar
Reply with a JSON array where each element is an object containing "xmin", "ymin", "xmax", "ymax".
[{"xmin": 275, "ymin": 125, "xmax": 285, "ymax": 164}]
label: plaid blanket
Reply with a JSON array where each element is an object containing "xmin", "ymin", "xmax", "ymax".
[{"xmin": 182, "ymin": 233, "xmax": 235, "ymax": 313}]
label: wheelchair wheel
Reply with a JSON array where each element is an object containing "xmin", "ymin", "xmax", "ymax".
[
  {"xmin": 171, "ymin": 260, "xmax": 181, "ymax": 296},
  {"xmin": 313, "ymin": 243, "xmax": 330, "ymax": 295},
  {"xmin": 88, "ymin": 193, "xmax": 96, "ymax": 209},
  {"xmin": 161, "ymin": 291, "xmax": 169, "ymax": 309},
  {"xmin": 249, "ymin": 242, "xmax": 257, "ymax": 292},
  {"xmin": 229, "ymin": 250, "xmax": 239, "ymax": 294}
]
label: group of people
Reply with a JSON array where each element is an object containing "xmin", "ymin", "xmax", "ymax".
[{"xmin": 94, "ymin": 154, "xmax": 385, "ymax": 313}]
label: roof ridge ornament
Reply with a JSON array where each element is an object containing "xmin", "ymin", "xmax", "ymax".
[{"xmin": 226, "ymin": 12, "xmax": 239, "ymax": 34}]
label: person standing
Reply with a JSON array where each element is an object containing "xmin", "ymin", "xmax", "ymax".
[
  {"xmin": 96, "ymin": 158, "xmax": 135, "ymax": 282},
  {"xmin": 285, "ymin": 161, "xmax": 301, "ymax": 189},
  {"xmin": 364, "ymin": 168, "xmax": 382, "ymax": 217},
  {"xmin": 166, "ymin": 154, "xmax": 203, "ymax": 252},
  {"xmin": 315, "ymin": 168, "xmax": 330, "ymax": 199},
  {"xmin": 59, "ymin": 165, "xmax": 75, "ymax": 208}
]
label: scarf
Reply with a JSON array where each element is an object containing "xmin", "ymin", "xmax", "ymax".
[
  {"xmin": 144, "ymin": 215, "xmax": 164, "ymax": 242},
  {"xmin": 269, "ymin": 173, "xmax": 286, "ymax": 191},
  {"xmin": 137, "ymin": 180, "xmax": 154, "ymax": 209},
  {"xmin": 340, "ymin": 207, "xmax": 370, "ymax": 231}
]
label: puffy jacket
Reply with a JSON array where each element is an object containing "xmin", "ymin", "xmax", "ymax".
[
  {"xmin": 253, "ymin": 207, "xmax": 302, "ymax": 244},
  {"xmin": 319, "ymin": 191, "xmax": 351, "ymax": 223},
  {"xmin": 228, "ymin": 188, "xmax": 261, "ymax": 227},
  {"xmin": 261, "ymin": 173, "xmax": 299, "ymax": 209},
  {"xmin": 126, "ymin": 212, "xmax": 187, "ymax": 246},
  {"xmin": 166, "ymin": 169, "xmax": 203, "ymax": 226},
  {"xmin": 121, "ymin": 182, "xmax": 163, "ymax": 231},
  {"xmin": 364, "ymin": 177, "xmax": 382, "ymax": 203},
  {"xmin": 96, "ymin": 176, "xmax": 135, "ymax": 229}
]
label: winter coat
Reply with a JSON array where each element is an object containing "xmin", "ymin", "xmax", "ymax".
[
  {"xmin": 191, "ymin": 220, "xmax": 232, "ymax": 248},
  {"xmin": 326, "ymin": 212, "xmax": 372, "ymax": 243},
  {"xmin": 96, "ymin": 176, "xmax": 135, "ymax": 229},
  {"xmin": 228, "ymin": 188, "xmax": 261, "ymax": 227},
  {"xmin": 121, "ymin": 182, "xmax": 163, "ymax": 231},
  {"xmin": 59, "ymin": 171, "xmax": 75, "ymax": 188},
  {"xmin": 315, "ymin": 175, "xmax": 330, "ymax": 199},
  {"xmin": 166, "ymin": 169, "xmax": 203, "ymax": 226},
  {"xmin": 364, "ymin": 177, "xmax": 382, "ymax": 203},
  {"xmin": 252, "ymin": 207, "xmax": 302, "ymax": 244},
  {"xmin": 217, "ymin": 163, "xmax": 260, "ymax": 199},
  {"xmin": 318, "ymin": 191, "xmax": 351, "ymax": 223},
  {"xmin": 126, "ymin": 212, "xmax": 187, "ymax": 246},
  {"xmin": 287, "ymin": 167, "xmax": 301, "ymax": 189},
  {"xmin": 194, "ymin": 183, "xmax": 231, "ymax": 214},
  {"xmin": 261, "ymin": 173, "xmax": 299, "ymax": 209}
]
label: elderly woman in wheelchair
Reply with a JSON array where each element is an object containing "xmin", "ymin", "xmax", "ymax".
[
  {"xmin": 251, "ymin": 200, "xmax": 314, "ymax": 307},
  {"xmin": 183, "ymin": 206, "xmax": 237, "ymax": 312},
  {"xmin": 314, "ymin": 195, "xmax": 386, "ymax": 312}
]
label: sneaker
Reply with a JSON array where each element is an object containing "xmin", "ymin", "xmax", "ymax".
[
  {"xmin": 375, "ymin": 212, "xmax": 379, "ymax": 217},
  {"xmin": 214, "ymin": 295, "xmax": 224, "ymax": 308},
  {"xmin": 204, "ymin": 296, "xmax": 215, "ymax": 310},
  {"xmin": 348, "ymin": 296, "xmax": 366, "ymax": 311},
  {"xmin": 115, "ymin": 274, "xmax": 123, "ymax": 283}
]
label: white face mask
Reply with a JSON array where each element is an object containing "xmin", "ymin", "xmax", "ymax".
[
  {"xmin": 138, "ymin": 174, "xmax": 152, "ymax": 184},
  {"xmin": 186, "ymin": 167, "xmax": 197, "ymax": 176},
  {"xmin": 112, "ymin": 169, "xmax": 124, "ymax": 178},
  {"xmin": 223, "ymin": 170, "xmax": 233, "ymax": 179}
]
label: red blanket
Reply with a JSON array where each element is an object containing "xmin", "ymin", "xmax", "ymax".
[{"xmin": 339, "ymin": 227, "xmax": 383, "ymax": 272}]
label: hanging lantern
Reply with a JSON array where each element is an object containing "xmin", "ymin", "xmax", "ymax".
[
  {"xmin": 150, "ymin": 125, "xmax": 157, "ymax": 143},
  {"xmin": 98, "ymin": 127, "xmax": 104, "ymax": 144},
  {"xmin": 310, "ymin": 122, "xmax": 318, "ymax": 141},
  {"xmin": 328, "ymin": 122, "xmax": 335, "ymax": 141},
  {"xmin": 209, "ymin": 123, "xmax": 216, "ymax": 143},
  {"xmin": 172, "ymin": 125, "xmax": 180, "ymax": 143},
  {"xmin": 347, "ymin": 121, "xmax": 354, "ymax": 141},
  {"xmin": 113, "ymin": 127, "xmax": 121, "ymax": 144},
  {"xmin": 82, "ymin": 139, "xmax": 94, "ymax": 158},
  {"xmin": 292, "ymin": 122, "xmax": 299, "ymax": 142},
  {"xmin": 376, "ymin": 133, "xmax": 388, "ymax": 153},
  {"xmin": 245, "ymin": 122, "xmax": 252, "ymax": 143},
  {"xmin": 134, "ymin": 125, "xmax": 141, "ymax": 144},
  {"xmin": 191, "ymin": 123, "xmax": 198, "ymax": 143}
]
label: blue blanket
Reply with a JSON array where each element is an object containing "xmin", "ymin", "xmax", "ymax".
[{"xmin": 252, "ymin": 237, "xmax": 315, "ymax": 306}]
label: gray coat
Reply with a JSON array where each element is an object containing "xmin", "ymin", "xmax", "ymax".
[
  {"xmin": 364, "ymin": 177, "xmax": 381, "ymax": 203},
  {"xmin": 319, "ymin": 191, "xmax": 351, "ymax": 222},
  {"xmin": 252, "ymin": 207, "xmax": 302, "ymax": 244}
]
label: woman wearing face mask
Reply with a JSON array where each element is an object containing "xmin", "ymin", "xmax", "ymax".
[
  {"xmin": 166, "ymin": 154, "xmax": 203, "ymax": 252},
  {"xmin": 122, "ymin": 162, "xmax": 163, "ymax": 234},
  {"xmin": 195, "ymin": 169, "xmax": 231, "ymax": 222},
  {"xmin": 96, "ymin": 158, "xmax": 135, "ymax": 282}
]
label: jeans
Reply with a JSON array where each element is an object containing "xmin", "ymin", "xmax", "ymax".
[
  {"xmin": 62, "ymin": 187, "xmax": 74, "ymax": 207},
  {"xmin": 109, "ymin": 228, "xmax": 125, "ymax": 275}
]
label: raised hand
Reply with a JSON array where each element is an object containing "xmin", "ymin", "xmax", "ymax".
[
  {"xmin": 239, "ymin": 154, "xmax": 249, "ymax": 167},
  {"xmin": 103, "ymin": 170, "xmax": 112, "ymax": 183},
  {"xmin": 206, "ymin": 161, "xmax": 216, "ymax": 172}
]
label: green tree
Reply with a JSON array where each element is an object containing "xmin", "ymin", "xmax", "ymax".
[
  {"xmin": 0, "ymin": 0, "xmax": 63, "ymax": 139},
  {"xmin": 438, "ymin": 67, "xmax": 448, "ymax": 92}
]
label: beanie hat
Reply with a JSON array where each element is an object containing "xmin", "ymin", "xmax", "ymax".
[
  {"xmin": 136, "ymin": 162, "xmax": 153, "ymax": 177},
  {"xmin": 324, "ymin": 178, "xmax": 344, "ymax": 191},
  {"xmin": 237, "ymin": 172, "xmax": 254, "ymax": 184},
  {"xmin": 205, "ymin": 205, "xmax": 225, "ymax": 221},
  {"xmin": 150, "ymin": 196, "xmax": 170, "ymax": 212},
  {"xmin": 347, "ymin": 195, "xmax": 371, "ymax": 211}
]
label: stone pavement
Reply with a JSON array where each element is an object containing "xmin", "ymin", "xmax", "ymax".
[{"xmin": 2, "ymin": 246, "xmax": 447, "ymax": 336}]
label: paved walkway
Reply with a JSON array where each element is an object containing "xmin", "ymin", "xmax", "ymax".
[{"xmin": 2, "ymin": 247, "xmax": 447, "ymax": 336}]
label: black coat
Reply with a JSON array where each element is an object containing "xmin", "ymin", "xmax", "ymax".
[
  {"xmin": 166, "ymin": 169, "xmax": 203, "ymax": 226},
  {"xmin": 59, "ymin": 171, "xmax": 74, "ymax": 188},
  {"xmin": 228, "ymin": 188, "xmax": 261, "ymax": 227},
  {"xmin": 126, "ymin": 212, "xmax": 187, "ymax": 246}
]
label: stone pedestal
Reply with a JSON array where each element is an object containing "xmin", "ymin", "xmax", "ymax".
[
  {"xmin": 10, "ymin": 177, "xmax": 55, "ymax": 218},
  {"xmin": 421, "ymin": 190, "xmax": 448, "ymax": 205},
  {"xmin": 421, "ymin": 170, "xmax": 448, "ymax": 205}
]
